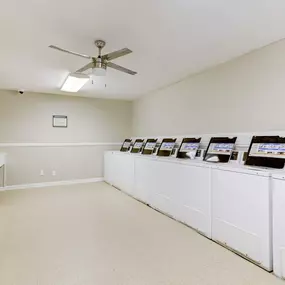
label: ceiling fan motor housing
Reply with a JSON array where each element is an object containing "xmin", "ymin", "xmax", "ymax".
[{"xmin": 94, "ymin": 57, "xmax": 107, "ymax": 70}]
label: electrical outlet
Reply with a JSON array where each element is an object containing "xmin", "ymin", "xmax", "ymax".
[
  {"xmin": 40, "ymin": 170, "xmax": 44, "ymax": 176},
  {"xmin": 52, "ymin": 170, "xmax": 56, "ymax": 176}
]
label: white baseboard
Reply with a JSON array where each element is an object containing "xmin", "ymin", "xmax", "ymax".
[{"xmin": 1, "ymin": 177, "xmax": 104, "ymax": 191}]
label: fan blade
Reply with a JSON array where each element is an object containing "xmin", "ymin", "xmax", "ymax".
[
  {"xmin": 107, "ymin": 62, "xmax": 137, "ymax": 75},
  {"xmin": 103, "ymin": 48, "xmax": 132, "ymax": 61},
  {"xmin": 76, "ymin": 62, "xmax": 95, "ymax": 73},
  {"xmin": 49, "ymin": 45, "xmax": 91, "ymax": 59}
]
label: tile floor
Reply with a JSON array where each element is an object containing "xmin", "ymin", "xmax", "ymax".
[{"xmin": 0, "ymin": 182, "xmax": 283, "ymax": 285}]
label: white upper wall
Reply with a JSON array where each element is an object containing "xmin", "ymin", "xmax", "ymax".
[
  {"xmin": 0, "ymin": 90, "xmax": 132, "ymax": 143},
  {"xmin": 133, "ymin": 39, "xmax": 285, "ymax": 137}
]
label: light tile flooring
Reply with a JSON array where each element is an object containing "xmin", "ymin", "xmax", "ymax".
[{"xmin": 0, "ymin": 182, "xmax": 283, "ymax": 285}]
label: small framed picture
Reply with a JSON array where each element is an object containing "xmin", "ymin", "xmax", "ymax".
[{"xmin": 53, "ymin": 115, "xmax": 68, "ymax": 128}]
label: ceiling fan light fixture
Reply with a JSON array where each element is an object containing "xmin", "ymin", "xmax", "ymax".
[
  {"xmin": 92, "ymin": 67, "xmax": 107, "ymax": 76},
  {"xmin": 92, "ymin": 59, "xmax": 107, "ymax": 76},
  {"xmin": 61, "ymin": 73, "xmax": 89, "ymax": 92}
]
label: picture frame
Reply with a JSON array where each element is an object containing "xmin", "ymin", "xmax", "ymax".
[{"xmin": 53, "ymin": 115, "xmax": 68, "ymax": 128}]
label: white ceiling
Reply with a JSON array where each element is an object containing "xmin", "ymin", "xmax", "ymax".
[{"xmin": 1, "ymin": 0, "xmax": 285, "ymax": 100}]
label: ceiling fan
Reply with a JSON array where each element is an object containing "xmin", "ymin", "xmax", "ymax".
[{"xmin": 49, "ymin": 40, "xmax": 137, "ymax": 76}]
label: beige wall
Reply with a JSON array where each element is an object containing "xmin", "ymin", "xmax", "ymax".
[
  {"xmin": 133, "ymin": 39, "xmax": 285, "ymax": 137},
  {"xmin": 0, "ymin": 90, "xmax": 132, "ymax": 186},
  {"xmin": 0, "ymin": 90, "xmax": 131, "ymax": 143}
]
